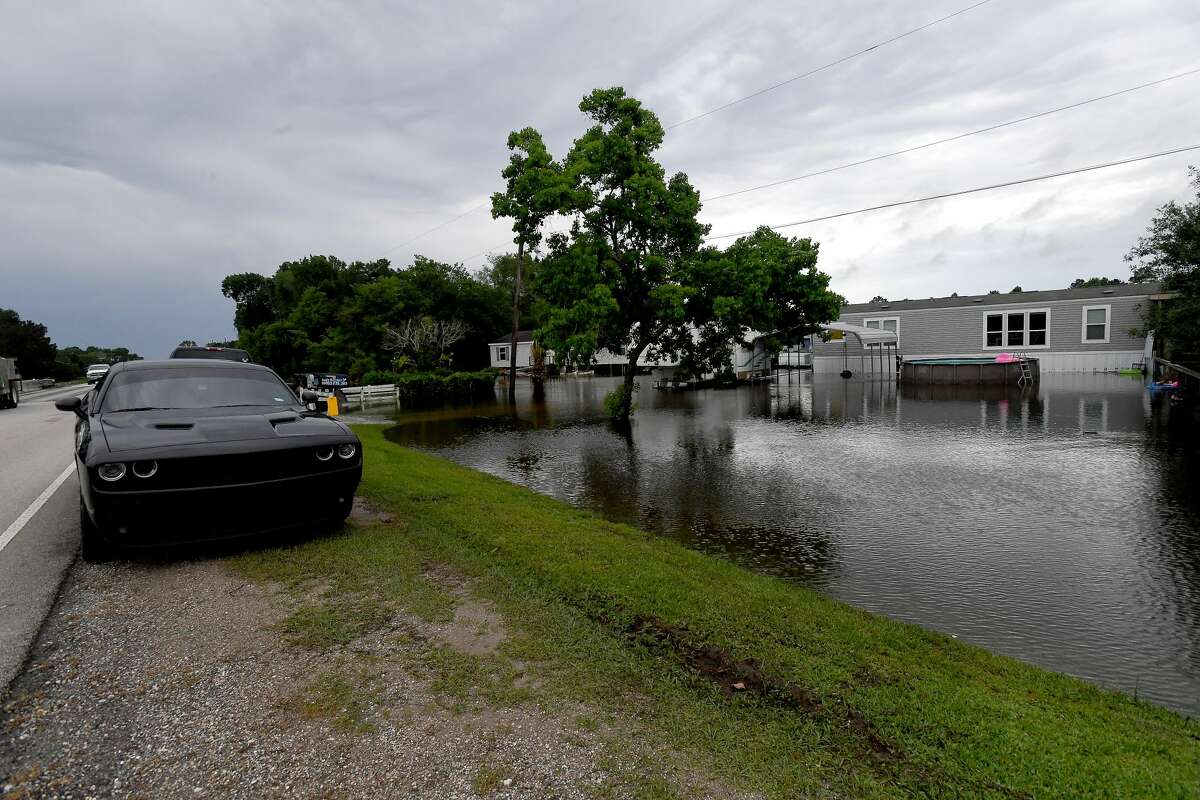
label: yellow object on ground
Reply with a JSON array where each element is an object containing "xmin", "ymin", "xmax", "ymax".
[{"xmin": 326, "ymin": 395, "xmax": 339, "ymax": 416}]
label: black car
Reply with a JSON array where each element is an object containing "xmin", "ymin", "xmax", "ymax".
[
  {"xmin": 169, "ymin": 345, "xmax": 252, "ymax": 362},
  {"xmin": 56, "ymin": 359, "xmax": 362, "ymax": 561}
]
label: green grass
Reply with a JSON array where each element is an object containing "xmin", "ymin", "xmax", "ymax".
[
  {"xmin": 230, "ymin": 425, "xmax": 1200, "ymax": 799},
  {"xmin": 472, "ymin": 762, "xmax": 514, "ymax": 796},
  {"xmin": 277, "ymin": 596, "xmax": 394, "ymax": 649},
  {"xmin": 291, "ymin": 663, "xmax": 382, "ymax": 732}
]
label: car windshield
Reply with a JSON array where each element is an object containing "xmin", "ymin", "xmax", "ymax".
[
  {"xmin": 88, "ymin": 364, "xmax": 109, "ymax": 371},
  {"xmin": 101, "ymin": 368, "xmax": 298, "ymax": 412}
]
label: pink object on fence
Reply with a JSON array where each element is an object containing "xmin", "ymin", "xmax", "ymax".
[{"xmin": 994, "ymin": 353, "xmax": 1017, "ymax": 363}]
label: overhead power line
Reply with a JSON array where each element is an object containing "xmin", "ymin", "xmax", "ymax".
[
  {"xmin": 377, "ymin": 1, "xmax": 996, "ymax": 261},
  {"xmin": 666, "ymin": 0, "xmax": 996, "ymax": 130},
  {"xmin": 703, "ymin": 66, "xmax": 1200, "ymax": 202},
  {"xmin": 378, "ymin": 201, "xmax": 488, "ymax": 257},
  {"xmin": 704, "ymin": 143, "xmax": 1200, "ymax": 240}
]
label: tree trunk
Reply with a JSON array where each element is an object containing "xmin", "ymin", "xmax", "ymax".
[
  {"xmin": 507, "ymin": 240, "xmax": 525, "ymax": 400},
  {"xmin": 617, "ymin": 344, "xmax": 646, "ymax": 421}
]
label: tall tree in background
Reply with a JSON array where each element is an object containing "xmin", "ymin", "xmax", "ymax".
[
  {"xmin": 1126, "ymin": 166, "xmax": 1200, "ymax": 357},
  {"xmin": 491, "ymin": 128, "xmax": 563, "ymax": 399},
  {"xmin": 0, "ymin": 309, "xmax": 57, "ymax": 378}
]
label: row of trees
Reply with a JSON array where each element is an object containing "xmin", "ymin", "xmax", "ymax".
[
  {"xmin": 871, "ymin": 276, "xmax": 1129, "ymax": 305},
  {"xmin": 221, "ymin": 255, "xmax": 514, "ymax": 379},
  {"xmin": 0, "ymin": 309, "xmax": 142, "ymax": 380}
]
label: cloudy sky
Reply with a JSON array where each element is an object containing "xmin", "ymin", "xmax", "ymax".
[{"xmin": 2, "ymin": 0, "xmax": 1198, "ymax": 357}]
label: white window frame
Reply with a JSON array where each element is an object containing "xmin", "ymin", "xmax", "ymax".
[
  {"xmin": 1081, "ymin": 304, "xmax": 1111, "ymax": 344},
  {"xmin": 982, "ymin": 308, "xmax": 1051, "ymax": 350},
  {"xmin": 862, "ymin": 316, "xmax": 899, "ymax": 348},
  {"xmin": 496, "ymin": 345, "xmax": 508, "ymax": 363}
]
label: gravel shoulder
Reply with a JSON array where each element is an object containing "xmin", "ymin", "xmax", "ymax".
[{"xmin": 1, "ymin": 510, "xmax": 753, "ymax": 800}]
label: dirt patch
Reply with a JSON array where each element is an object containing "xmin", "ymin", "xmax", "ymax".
[
  {"xmin": 420, "ymin": 568, "xmax": 508, "ymax": 658},
  {"xmin": 618, "ymin": 614, "xmax": 900, "ymax": 759},
  {"xmin": 349, "ymin": 496, "xmax": 394, "ymax": 525}
]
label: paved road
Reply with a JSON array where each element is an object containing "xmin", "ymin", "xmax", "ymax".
[{"xmin": 0, "ymin": 383, "xmax": 89, "ymax": 696}]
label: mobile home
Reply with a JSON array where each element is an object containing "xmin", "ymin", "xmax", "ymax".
[{"xmin": 812, "ymin": 283, "xmax": 1164, "ymax": 374}]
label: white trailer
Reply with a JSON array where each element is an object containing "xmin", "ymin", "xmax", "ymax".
[{"xmin": 0, "ymin": 356, "xmax": 21, "ymax": 409}]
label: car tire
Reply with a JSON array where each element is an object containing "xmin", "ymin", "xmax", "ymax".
[{"xmin": 79, "ymin": 495, "xmax": 112, "ymax": 563}]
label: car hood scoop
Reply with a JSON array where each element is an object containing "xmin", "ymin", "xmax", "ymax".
[
  {"xmin": 101, "ymin": 409, "xmax": 342, "ymax": 453},
  {"xmin": 153, "ymin": 421, "xmax": 195, "ymax": 430}
]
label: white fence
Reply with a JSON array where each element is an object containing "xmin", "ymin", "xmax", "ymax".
[{"xmin": 311, "ymin": 383, "xmax": 397, "ymax": 411}]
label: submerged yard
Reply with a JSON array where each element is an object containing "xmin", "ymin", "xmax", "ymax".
[{"xmin": 234, "ymin": 425, "xmax": 1196, "ymax": 798}]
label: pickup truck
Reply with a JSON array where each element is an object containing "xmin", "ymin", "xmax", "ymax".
[{"xmin": 0, "ymin": 356, "xmax": 21, "ymax": 409}]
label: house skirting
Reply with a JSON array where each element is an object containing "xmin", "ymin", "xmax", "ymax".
[{"xmin": 812, "ymin": 351, "xmax": 1145, "ymax": 375}]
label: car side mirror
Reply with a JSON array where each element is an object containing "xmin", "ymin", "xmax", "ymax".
[{"xmin": 55, "ymin": 396, "xmax": 85, "ymax": 418}]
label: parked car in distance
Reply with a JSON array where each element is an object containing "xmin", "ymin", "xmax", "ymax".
[
  {"xmin": 86, "ymin": 363, "xmax": 110, "ymax": 384},
  {"xmin": 55, "ymin": 359, "xmax": 362, "ymax": 561},
  {"xmin": 169, "ymin": 345, "xmax": 251, "ymax": 362}
]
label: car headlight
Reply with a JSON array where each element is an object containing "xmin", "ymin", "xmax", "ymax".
[
  {"xmin": 315, "ymin": 446, "xmax": 334, "ymax": 462},
  {"xmin": 337, "ymin": 443, "xmax": 356, "ymax": 460},
  {"xmin": 132, "ymin": 460, "xmax": 158, "ymax": 479},
  {"xmin": 98, "ymin": 463, "xmax": 126, "ymax": 482}
]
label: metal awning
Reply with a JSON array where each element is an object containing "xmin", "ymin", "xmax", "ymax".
[{"xmin": 820, "ymin": 321, "xmax": 898, "ymax": 346}]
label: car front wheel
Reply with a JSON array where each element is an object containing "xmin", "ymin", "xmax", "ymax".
[{"xmin": 79, "ymin": 495, "xmax": 111, "ymax": 563}]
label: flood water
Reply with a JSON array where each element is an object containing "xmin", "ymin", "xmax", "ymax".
[{"xmin": 381, "ymin": 373, "xmax": 1200, "ymax": 716}]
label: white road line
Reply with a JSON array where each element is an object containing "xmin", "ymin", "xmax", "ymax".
[{"xmin": 0, "ymin": 464, "xmax": 76, "ymax": 555}]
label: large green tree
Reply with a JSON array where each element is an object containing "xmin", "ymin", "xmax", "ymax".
[
  {"xmin": 530, "ymin": 87, "xmax": 841, "ymax": 420},
  {"xmin": 534, "ymin": 88, "xmax": 708, "ymax": 419},
  {"xmin": 1126, "ymin": 166, "xmax": 1200, "ymax": 358},
  {"xmin": 0, "ymin": 309, "xmax": 57, "ymax": 378}
]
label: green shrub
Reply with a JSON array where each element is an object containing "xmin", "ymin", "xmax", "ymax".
[
  {"xmin": 603, "ymin": 383, "xmax": 637, "ymax": 420},
  {"xmin": 359, "ymin": 369, "xmax": 498, "ymax": 407},
  {"xmin": 360, "ymin": 369, "xmax": 401, "ymax": 386}
]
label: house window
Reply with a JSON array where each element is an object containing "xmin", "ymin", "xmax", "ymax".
[
  {"xmin": 497, "ymin": 345, "xmax": 508, "ymax": 362},
  {"xmin": 1082, "ymin": 305, "xmax": 1110, "ymax": 343},
  {"xmin": 863, "ymin": 317, "xmax": 899, "ymax": 347},
  {"xmin": 983, "ymin": 309, "xmax": 1050, "ymax": 349}
]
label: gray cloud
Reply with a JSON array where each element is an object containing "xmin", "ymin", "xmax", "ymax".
[{"xmin": 1, "ymin": 0, "xmax": 1198, "ymax": 357}]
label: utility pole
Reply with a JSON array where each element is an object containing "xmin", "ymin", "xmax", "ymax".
[{"xmin": 507, "ymin": 242, "xmax": 524, "ymax": 400}]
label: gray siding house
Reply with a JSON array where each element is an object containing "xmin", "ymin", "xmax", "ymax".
[{"xmin": 812, "ymin": 283, "xmax": 1163, "ymax": 374}]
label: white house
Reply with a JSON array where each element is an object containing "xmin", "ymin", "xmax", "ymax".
[{"xmin": 488, "ymin": 330, "xmax": 543, "ymax": 370}]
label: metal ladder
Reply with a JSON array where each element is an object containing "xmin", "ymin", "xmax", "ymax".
[{"xmin": 1015, "ymin": 352, "xmax": 1033, "ymax": 385}]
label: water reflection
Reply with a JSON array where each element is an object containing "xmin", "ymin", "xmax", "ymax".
[{"xmin": 383, "ymin": 373, "xmax": 1200, "ymax": 715}]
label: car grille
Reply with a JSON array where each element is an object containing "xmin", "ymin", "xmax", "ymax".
[{"xmin": 111, "ymin": 447, "xmax": 356, "ymax": 490}]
